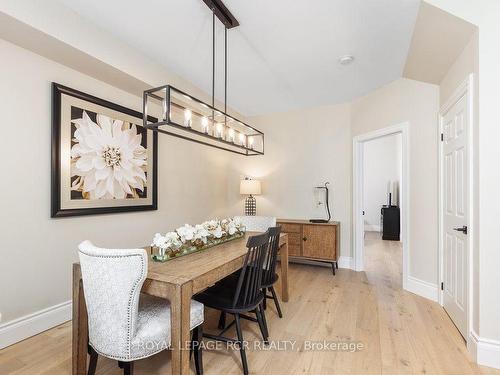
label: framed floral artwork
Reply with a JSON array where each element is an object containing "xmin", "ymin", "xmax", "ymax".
[{"xmin": 51, "ymin": 83, "xmax": 158, "ymax": 217}]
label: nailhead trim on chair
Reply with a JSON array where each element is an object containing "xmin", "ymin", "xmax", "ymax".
[{"xmin": 79, "ymin": 250, "xmax": 146, "ymax": 361}]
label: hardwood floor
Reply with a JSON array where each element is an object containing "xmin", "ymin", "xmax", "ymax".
[{"xmin": 1, "ymin": 233, "xmax": 498, "ymax": 375}]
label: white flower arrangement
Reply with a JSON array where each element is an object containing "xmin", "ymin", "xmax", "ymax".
[
  {"xmin": 151, "ymin": 231, "xmax": 182, "ymax": 255},
  {"xmin": 203, "ymin": 219, "xmax": 224, "ymax": 239},
  {"xmin": 222, "ymin": 218, "xmax": 239, "ymax": 236},
  {"xmin": 193, "ymin": 224, "xmax": 210, "ymax": 245},
  {"xmin": 152, "ymin": 217, "xmax": 246, "ymax": 257},
  {"xmin": 176, "ymin": 224, "xmax": 197, "ymax": 242}
]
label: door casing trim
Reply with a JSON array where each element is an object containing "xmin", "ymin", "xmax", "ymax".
[{"xmin": 352, "ymin": 122, "xmax": 410, "ymax": 291}]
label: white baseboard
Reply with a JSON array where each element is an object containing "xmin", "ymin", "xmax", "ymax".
[
  {"xmin": 469, "ymin": 331, "xmax": 500, "ymax": 369},
  {"xmin": 337, "ymin": 256, "xmax": 354, "ymax": 269},
  {"xmin": 364, "ymin": 224, "xmax": 380, "ymax": 232},
  {"xmin": 405, "ymin": 276, "xmax": 438, "ymax": 302},
  {"xmin": 0, "ymin": 300, "xmax": 72, "ymax": 349}
]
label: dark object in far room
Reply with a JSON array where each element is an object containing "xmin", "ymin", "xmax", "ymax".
[
  {"xmin": 381, "ymin": 205, "xmax": 400, "ymax": 241},
  {"xmin": 310, "ymin": 182, "xmax": 331, "ymax": 223}
]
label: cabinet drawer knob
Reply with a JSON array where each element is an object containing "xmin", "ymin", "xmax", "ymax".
[{"xmin": 302, "ymin": 236, "xmax": 307, "ymax": 241}]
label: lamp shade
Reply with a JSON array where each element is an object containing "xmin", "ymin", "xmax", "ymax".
[{"xmin": 240, "ymin": 179, "xmax": 261, "ymax": 195}]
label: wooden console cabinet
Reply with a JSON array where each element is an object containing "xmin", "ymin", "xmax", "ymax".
[{"xmin": 277, "ymin": 219, "xmax": 340, "ymax": 274}]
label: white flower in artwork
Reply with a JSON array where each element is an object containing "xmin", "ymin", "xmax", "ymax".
[
  {"xmin": 176, "ymin": 224, "xmax": 197, "ymax": 243},
  {"xmin": 70, "ymin": 111, "xmax": 148, "ymax": 200}
]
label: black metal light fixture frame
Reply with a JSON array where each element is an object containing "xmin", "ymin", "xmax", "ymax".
[
  {"xmin": 142, "ymin": 0, "xmax": 264, "ymax": 156},
  {"xmin": 143, "ymin": 85, "xmax": 264, "ymax": 156}
]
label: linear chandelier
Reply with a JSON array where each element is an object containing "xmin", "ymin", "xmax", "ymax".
[{"xmin": 143, "ymin": 0, "xmax": 264, "ymax": 156}]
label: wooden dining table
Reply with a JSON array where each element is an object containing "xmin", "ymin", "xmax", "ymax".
[{"xmin": 72, "ymin": 232, "xmax": 289, "ymax": 375}]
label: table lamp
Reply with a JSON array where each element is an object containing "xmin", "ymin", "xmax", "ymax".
[{"xmin": 240, "ymin": 178, "xmax": 261, "ymax": 216}]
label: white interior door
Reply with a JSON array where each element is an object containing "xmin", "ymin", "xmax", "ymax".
[{"xmin": 442, "ymin": 92, "xmax": 469, "ymax": 338}]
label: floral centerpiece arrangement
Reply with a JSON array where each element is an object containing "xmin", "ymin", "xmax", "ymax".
[{"xmin": 151, "ymin": 217, "xmax": 246, "ymax": 262}]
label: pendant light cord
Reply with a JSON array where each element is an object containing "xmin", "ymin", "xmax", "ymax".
[
  {"xmin": 224, "ymin": 26, "xmax": 227, "ymax": 126},
  {"xmin": 212, "ymin": 10, "xmax": 215, "ymax": 122},
  {"xmin": 211, "ymin": 9, "xmax": 229, "ymax": 127}
]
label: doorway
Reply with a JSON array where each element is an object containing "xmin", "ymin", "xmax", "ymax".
[
  {"xmin": 362, "ymin": 133, "xmax": 403, "ymax": 283},
  {"xmin": 353, "ymin": 123, "xmax": 410, "ymax": 290},
  {"xmin": 362, "ymin": 133, "xmax": 402, "ymax": 235}
]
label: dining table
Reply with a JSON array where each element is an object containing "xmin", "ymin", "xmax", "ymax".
[{"xmin": 72, "ymin": 232, "xmax": 289, "ymax": 375}]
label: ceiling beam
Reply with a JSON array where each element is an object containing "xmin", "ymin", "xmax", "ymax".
[{"xmin": 202, "ymin": 0, "xmax": 239, "ymax": 29}]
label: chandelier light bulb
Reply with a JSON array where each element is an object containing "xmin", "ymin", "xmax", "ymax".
[
  {"xmin": 216, "ymin": 123, "xmax": 223, "ymax": 138},
  {"xmin": 184, "ymin": 109, "xmax": 192, "ymax": 128},
  {"xmin": 162, "ymin": 99, "xmax": 167, "ymax": 121},
  {"xmin": 201, "ymin": 117, "xmax": 209, "ymax": 133}
]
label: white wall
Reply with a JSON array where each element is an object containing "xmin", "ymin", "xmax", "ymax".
[
  {"xmin": 228, "ymin": 78, "xmax": 439, "ymax": 282},
  {"xmin": 351, "ymin": 78, "xmax": 440, "ymax": 285},
  {"xmin": 229, "ymin": 104, "xmax": 352, "ymax": 258},
  {"xmin": 0, "ymin": 39, "xmax": 233, "ymax": 324},
  {"xmin": 363, "ymin": 134, "xmax": 402, "ymax": 231},
  {"xmin": 425, "ymin": 0, "xmax": 500, "ymax": 364},
  {"xmin": 440, "ymin": 32, "xmax": 478, "ymax": 106}
]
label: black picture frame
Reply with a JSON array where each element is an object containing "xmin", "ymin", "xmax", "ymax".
[{"xmin": 51, "ymin": 83, "xmax": 158, "ymax": 217}]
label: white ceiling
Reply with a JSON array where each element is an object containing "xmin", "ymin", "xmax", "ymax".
[{"xmin": 55, "ymin": 0, "xmax": 421, "ymax": 116}]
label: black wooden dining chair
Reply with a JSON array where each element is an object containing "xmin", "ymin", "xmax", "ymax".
[
  {"xmin": 194, "ymin": 232, "xmax": 270, "ymax": 375},
  {"xmin": 261, "ymin": 226, "xmax": 283, "ymax": 318}
]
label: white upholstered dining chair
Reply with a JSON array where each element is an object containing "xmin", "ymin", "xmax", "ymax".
[
  {"xmin": 78, "ymin": 240, "xmax": 204, "ymax": 375},
  {"xmin": 234, "ymin": 216, "xmax": 276, "ymax": 232}
]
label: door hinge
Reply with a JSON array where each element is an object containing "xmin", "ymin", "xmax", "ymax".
[
  {"xmin": 453, "ymin": 225, "xmax": 468, "ymax": 235},
  {"xmin": 441, "ymin": 282, "xmax": 444, "ymax": 291},
  {"xmin": 441, "ymin": 133, "xmax": 444, "ymax": 142}
]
